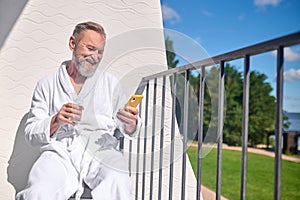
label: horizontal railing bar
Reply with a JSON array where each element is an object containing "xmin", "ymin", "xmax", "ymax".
[{"xmin": 137, "ymin": 31, "xmax": 300, "ymax": 84}]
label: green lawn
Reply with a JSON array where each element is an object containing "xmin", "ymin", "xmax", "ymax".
[{"xmin": 187, "ymin": 146, "xmax": 300, "ymax": 200}]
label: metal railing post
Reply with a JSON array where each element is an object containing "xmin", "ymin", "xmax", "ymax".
[
  {"xmin": 197, "ymin": 66, "xmax": 205, "ymax": 200},
  {"xmin": 181, "ymin": 71, "xmax": 190, "ymax": 200},
  {"xmin": 216, "ymin": 61, "xmax": 225, "ymax": 200},
  {"xmin": 158, "ymin": 76, "xmax": 166, "ymax": 200},
  {"xmin": 169, "ymin": 73, "xmax": 177, "ymax": 200},
  {"xmin": 141, "ymin": 81, "xmax": 150, "ymax": 200},
  {"xmin": 240, "ymin": 55, "xmax": 250, "ymax": 200},
  {"xmin": 134, "ymin": 102, "xmax": 143, "ymax": 200},
  {"xmin": 274, "ymin": 46, "xmax": 284, "ymax": 200},
  {"xmin": 149, "ymin": 78, "xmax": 157, "ymax": 200}
]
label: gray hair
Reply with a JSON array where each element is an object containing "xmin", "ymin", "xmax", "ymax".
[{"xmin": 72, "ymin": 21, "xmax": 106, "ymax": 40}]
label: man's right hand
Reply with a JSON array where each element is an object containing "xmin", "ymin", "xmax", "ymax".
[{"xmin": 50, "ymin": 103, "xmax": 83, "ymax": 136}]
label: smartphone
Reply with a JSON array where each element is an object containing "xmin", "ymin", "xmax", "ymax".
[{"xmin": 126, "ymin": 94, "xmax": 144, "ymax": 108}]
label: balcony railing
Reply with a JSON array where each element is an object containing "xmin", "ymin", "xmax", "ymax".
[{"xmin": 121, "ymin": 31, "xmax": 300, "ymax": 200}]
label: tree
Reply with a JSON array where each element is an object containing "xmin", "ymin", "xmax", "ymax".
[
  {"xmin": 165, "ymin": 38, "xmax": 198, "ymax": 140},
  {"xmin": 223, "ymin": 64, "xmax": 243, "ymax": 146},
  {"xmin": 200, "ymin": 64, "xmax": 243, "ymax": 145},
  {"xmin": 248, "ymin": 71, "xmax": 276, "ymax": 146},
  {"xmin": 196, "ymin": 65, "xmax": 279, "ymax": 147},
  {"xmin": 165, "ymin": 38, "xmax": 179, "ymax": 69},
  {"xmin": 165, "ymin": 38, "xmax": 289, "ymax": 147}
]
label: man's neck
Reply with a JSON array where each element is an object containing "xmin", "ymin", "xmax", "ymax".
[{"xmin": 67, "ymin": 62, "xmax": 86, "ymax": 94}]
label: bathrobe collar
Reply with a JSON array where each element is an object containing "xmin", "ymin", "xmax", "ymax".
[{"xmin": 58, "ymin": 60, "xmax": 105, "ymax": 102}]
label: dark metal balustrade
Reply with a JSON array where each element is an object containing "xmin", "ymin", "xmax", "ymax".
[{"xmin": 122, "ymin": 31, "xmax": 300, "ymax": 200}]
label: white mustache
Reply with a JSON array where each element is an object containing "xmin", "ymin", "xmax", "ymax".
[{"xmin": 85, "ymin": 56, "xmax": 98, "ymax": 65}]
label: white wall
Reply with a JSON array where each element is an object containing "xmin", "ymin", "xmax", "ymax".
[{"xmin": 0, "ymin": 0, "xmax": 197, "ymax": 199}]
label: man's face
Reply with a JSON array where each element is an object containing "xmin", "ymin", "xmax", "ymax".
[{"xmin": 72, "ymin": 30, "xmax": 105, "ymax": 77}]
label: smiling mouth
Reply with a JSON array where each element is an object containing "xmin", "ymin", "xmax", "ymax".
[{"xmin": 85, "ymin": 57, "xmax": 98, "ymax": 65}]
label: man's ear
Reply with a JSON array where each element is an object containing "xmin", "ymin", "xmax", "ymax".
[{"xmin": 69, "ymin": 36, "xmax": 76, "ymax": 51}]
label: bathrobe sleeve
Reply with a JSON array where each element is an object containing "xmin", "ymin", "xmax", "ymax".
[{"xmin": 25, "ymin": 80, "xmax": 53, "ymax": 146}]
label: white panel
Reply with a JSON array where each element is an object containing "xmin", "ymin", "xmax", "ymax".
[{"xmin": 0, "ymin": 0, "xmax": 198, "ymax": 199}]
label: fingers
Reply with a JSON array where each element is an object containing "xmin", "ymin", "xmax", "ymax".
[
  {"xmin": 125, "ymin": 106, "xmax": 138, "ymax": 115},
  {"xmin": 56, "ymin": 113, "xmax": 76, "ymax": 126},
  {"xmin": 65, "ymin": 103, "xmax": 83, "ymax": 117},
  {"xmin": 117, "ymin": 107, "xmax": 138, "ymax": 122},
  {"xmin": 65, "ymin": 103, "xmax": 83, "ymax": 112},
  {"xmin": 117, "ymin": 106, "xmax": 139, "ymax": 134},
  {"xmin": 57, "ymin": 103, "xmax": 84, "ymax": 126}
]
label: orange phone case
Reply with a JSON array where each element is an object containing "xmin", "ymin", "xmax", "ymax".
[{"xmin": 126, "ymin": 95, "xmax": 144, "ymax": 108}]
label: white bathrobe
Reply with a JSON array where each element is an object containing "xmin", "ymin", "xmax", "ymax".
[{"xmin": 16, "ymin": 61, "xmax": 141, "ymax": 200}]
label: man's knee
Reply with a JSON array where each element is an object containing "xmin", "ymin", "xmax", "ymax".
[
  {"xmin": 16, "ymin": 185, "xmax": 75, "ymax": 200},
  {"xmin": 16, "ymin": 188, "xmax": 48, "ymax": 200},
  {"xmin": 92, "ymin": 168, "xmax": 131, "ymax": 191},
  {"xmin": 91, "ymin": 171, "xmax": 131, "ymax": 200},
  {"xmin": 107, "ymin": 169, "xmax": 131, "ymax": 185}
]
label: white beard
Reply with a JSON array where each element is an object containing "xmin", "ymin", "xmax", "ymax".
[{"xmin": 74, "ymin": 54, "xmax": 99, "ymax": 77}]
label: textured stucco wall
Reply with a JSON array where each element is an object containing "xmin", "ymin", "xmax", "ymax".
[{"xmin": 0, "ymin": 0, "xmax": 197, "ymax": 199}]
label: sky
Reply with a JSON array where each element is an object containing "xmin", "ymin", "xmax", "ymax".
[{"xmin": 160, "ymin": 0, "xmax": 300, "ymax": 113}]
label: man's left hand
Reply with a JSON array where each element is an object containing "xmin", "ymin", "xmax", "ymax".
[{"xmin": 116, "ymin": 106, "xmax": 139, "ymax": 135}]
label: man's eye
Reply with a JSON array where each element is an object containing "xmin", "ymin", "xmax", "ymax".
[{"xmin": 88, "ymin": 47, "xmax": 96, "ymax": 51}]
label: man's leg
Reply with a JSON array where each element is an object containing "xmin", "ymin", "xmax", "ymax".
[
  {"xmin": 16, "ymin": 150, "xmax": 78, "ymax": 200},
  {"xmin": 85, "ymin": 151, "xmax": 131, "ymax": 200}
]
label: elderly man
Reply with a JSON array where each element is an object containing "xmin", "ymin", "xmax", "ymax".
[{"xmin": 16, "ymin": 21, "xmax": 141, "ymax": 200}]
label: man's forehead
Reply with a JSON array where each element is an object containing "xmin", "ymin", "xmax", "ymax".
[{"xmin": 78, "ymin": 30, "xmax": 105, "ymax": 45}]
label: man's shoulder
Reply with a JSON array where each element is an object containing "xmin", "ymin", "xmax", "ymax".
[
  {"xmin": 94, "ymin": 70, "xmax": 120, "ymax": 92},
  {"xmin": 35, "ymin": 62, "xmax": 67, "ymax": 89},
  {"xmin": 36, "ymin": 70, "xmax": 57, "ymax": 87},
  {"xmin": 103, "ymin": 71, "xmax": 118, "ymax": 81},
  {"xmin": 101, "ymin": 71, "xmax": 119, "ymax": 83}
]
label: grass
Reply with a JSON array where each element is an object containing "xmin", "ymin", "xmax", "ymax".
[{"xmin": 187, "ymin": 146, "xmax": 300, "ymax": 200}]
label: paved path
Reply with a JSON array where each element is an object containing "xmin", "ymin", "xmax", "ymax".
[
  {"xmin": 190, "ymin": 143, "xmax": 300, "ymax": 163},
  {"xmin": 201, "ymin": 185, "xmax": 228, "ymax": 200},
  {"xmin": 221, "ymin": 144, "xmax": 300, "ymax": 163}
]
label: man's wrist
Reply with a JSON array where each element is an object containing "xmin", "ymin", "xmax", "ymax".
[{"xmin": 50, "ymin": 115, "xmax": 60, "ymax": 137}]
